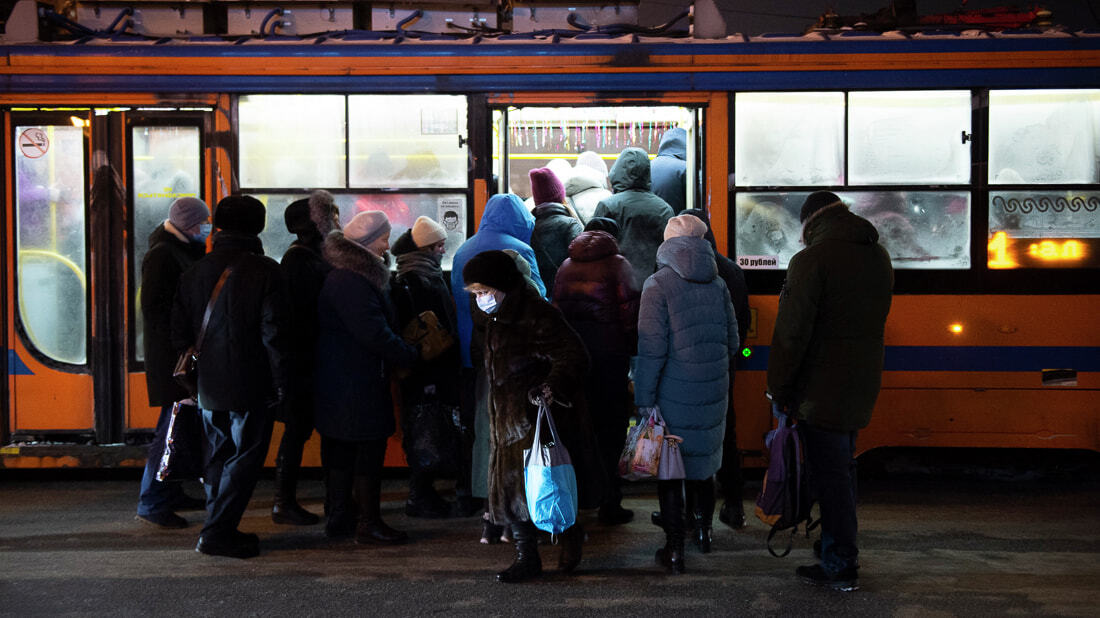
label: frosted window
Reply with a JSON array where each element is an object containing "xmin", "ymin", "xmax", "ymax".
[
  {"xmin": 239, "ymin": 95, "xmax": 346, "ymax": 188},
  {"xmin": 254, "ymin": 193, "xmax": 466, "ymax": 271},
  {"xmin": 849, "ymin": 91, "xmax": 971, "ymax": 185},
  {"xmin": 988, "ymin": 191, "xmax": 1100, "ymax": 269},
  {"xmin": 15, "ymin": 125, "xmax": 87, "ymax": 364},
  {"xmin": 132, "ymin": 126, "xmax": 202, "ymax": 362},
  {"xmin": 349, "ymin": 95, "xmax": 467, "ymax": 189},
  {"xmin": 989, "ymin": 90, "xmax": 1100, "ymax": 184},
  {"xmin": 735, "ymin": 93, "xmax": 845, "ymax": 186},
  {"xmin": 735, "ymin": 191, "xmax": 970, "ymax": 270}
]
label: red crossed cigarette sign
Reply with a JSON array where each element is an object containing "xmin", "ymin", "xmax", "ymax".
[{"xmin": 19, "ymin": 128, "xmax": 49, "ymax": 159}]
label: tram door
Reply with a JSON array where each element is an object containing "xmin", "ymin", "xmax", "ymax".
[{"xmin": 4, "ymin": 109, "xmax": 210, "ymax": 444}]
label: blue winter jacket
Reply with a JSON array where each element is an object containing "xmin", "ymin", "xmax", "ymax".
[
  {"xmin": 451, "ymin": 194, "xmax": 546, "ymax": 368},
  {"xmin": 650, "ymin": 128, "xmax": 687, "ymax": 214},
  {"xmin": 633, "ymin": 235, "xmax": 740, "ymax": 479}
]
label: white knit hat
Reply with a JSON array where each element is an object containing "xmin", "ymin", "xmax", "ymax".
[
  {"xmin": 411, "ymin": 215, "xmax": 447, "ymax": 248},
  {"xmin": 664, "ymin": 213, "xmax": 708, "ymax": 240},
  {"xmin": 344, "ymin": 210, "xmax": 391, "ymax": 247}
]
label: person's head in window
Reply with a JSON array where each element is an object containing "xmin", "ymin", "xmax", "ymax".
[
  {"xmin": 411, "ymin": 215, "xmax": 448, "ymax": 257},
  {"xmin": 344, "ymin": 210, "xmax": 391, "ymax": 259},
  {"xmin": 214, "ymin": 195, "xmax": 265, "ymax": 237},
  {"xmin": 169, "ymin": 196, "xmax": 211, "ymax": 244},
  {"xmin": 463, "ymin": 250, "xmax": 524, "ymax": 314}
]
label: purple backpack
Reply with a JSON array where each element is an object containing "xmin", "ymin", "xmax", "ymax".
[{"xmin": 754, "ymin": 413, "xmax": 818, "ymax": 557}]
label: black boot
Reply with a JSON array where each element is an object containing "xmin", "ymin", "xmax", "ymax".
[
  {"xmin": 689, "ymin": 479, "xmax": 715, "ymax": 554},
  {"xmin": 655, "ymin": 480, "xmax": 686, "ymax": 574},
  {"xmin": 323, "ymin": 468, "xmax": 356, "ymax": 538},
  {"xmin": 496, "ymin": 522, "xmax": 542, "ymax": 583},
  {"xmin": 557, "ymin": 523, "xmax": 584, "ymax": 573},
  {"xmin": 354, "ymin": 474, "xmax": 408, "ymax": 545},
  {"xmin": 405, "ymin": 470, "xmax": 452, "ymax": 519},
  {"xmin": 272, "ymin": 452, "xmax": 320, "ymax": 526},
  {"xmin": 718, "ymin": 498, "xmax": 746, "ymax": 530}
]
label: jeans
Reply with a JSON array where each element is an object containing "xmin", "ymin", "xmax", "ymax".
[
  {"xmin": 137, "ymin": 404, "xmax": 186, "ymax": 517},
  {"xmin": 200, "ymin": 409, "xmax": 273, "ymax": 538},
  {"xmin": 800, "ymin": 422, "xmax": 859, "ymax": 573}
]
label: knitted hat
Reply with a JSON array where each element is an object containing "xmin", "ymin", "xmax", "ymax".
[
  {"xmin": 584, "ymin": 216, "xmax": 620, "ymax": 238},
  {"xmin": 344, "ymin": 210, "xmax": 391, "ymax": 247},
  {"xmin": 529, "ymin": 167, "xmax": 566, "ymax": 206},
  {"xmin": 284, "ymin": 198, "xmax": 313, "ymax": 235},
  {"xmin": 664, "ymin": 213, "xmax": 708, "ymax": 240},
  {"xmin": 411, "ymin": 215, "xmax": 447, "ymax": 248},
  {"xmin": 168, "ymin": 197, "xmax": 209, "ymax": 232},
  {"xmin": 575, "ymin": 151, "xmax": 608, "ymax": 177},
  {"xmin": 213, "ymin": 195, "xmax": 266, "ymax": 235},
  {"xmin": 462, "ymin": 250, "xmax": 524, "ymax": 293},
  {"xmin": 800, "ymin": 191, "xmax": 844, "ymax": 223}
]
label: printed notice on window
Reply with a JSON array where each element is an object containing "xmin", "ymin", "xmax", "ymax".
[{"xmin": 737, "ymin": 255, "xmax": 780, "ymax": 269}]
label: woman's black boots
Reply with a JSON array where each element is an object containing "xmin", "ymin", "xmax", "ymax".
[
  {"xmin": 557, "ymin": 523, "xmax": 584, "ymax": 573},
  {"xmin": 272, "ymin": 451, "xmax": 320, "ymax": 526},
  {"xmin": 354, "ymin": 475, "xmax": 408, "ymax": 545},
  {"xmin": 497, "ymin": 521, "xmax": 542, "ymax": 583},
  {"xmin": 655, "ymin": 480, "xmax": 686, "ymax": 574},
  {"xmin": 688, "ymin": 479, "xmax": 716, "ymax": 554}
]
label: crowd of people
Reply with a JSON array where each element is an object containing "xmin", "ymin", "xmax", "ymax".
[{"xmin": 135, "ymin": 135, "xmax": 892, "ymax": 593}]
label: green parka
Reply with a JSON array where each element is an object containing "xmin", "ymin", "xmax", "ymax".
[{"xmin": 766, "ymin": 204, "xmax": 894, "ymax": 432}]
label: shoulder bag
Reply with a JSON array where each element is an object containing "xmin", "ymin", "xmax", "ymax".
[{"xmin": 173, "ymin": 267, "xmax": 232, "ymax": 398}]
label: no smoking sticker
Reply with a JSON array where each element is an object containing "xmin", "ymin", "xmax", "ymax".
[{"xmin": 19, "ymin": 128, "xmax": 49, "ymax": 159}]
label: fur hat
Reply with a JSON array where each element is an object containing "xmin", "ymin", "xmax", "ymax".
[
  {"xmin": 309, "ymin": 189, "xmax": 339, "ymax": 236},
  {"xmin": 284, "ymin": 198, "xmax": 313, "ymax": 235},
  {"xmin": 529, "ymin": 167, "xmax": 566, "ymax": 206},
  {"xmin": 800, "ymin": 191, "xmax": 844, "ymax": 223},
  {"xmin": 344, "ymin": 210, "xmax": 391, "ymax": 247},
  {"xmin": 463, "ymin": 250, "xmax": 524, "ymax": 293},
  {"xmin": 664, "ymin": 213, "xmax": 708, "ymax": 240},
  {"xmin": 411, "ymin": 216, "xmax": 447, "ymax": 248},
  {"xmin": 214, "ymin": 195, "xmax": 265, "ymax": 235},
  {"xmin": 168, "ymin": 197, "xmax": 210, "ymax": 232},
  {"xmin": 584, "ymin": 216, "xmax": 620, "ymax": 238}
]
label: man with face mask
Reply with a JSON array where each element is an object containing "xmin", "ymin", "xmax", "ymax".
[
  {"xmin": 314, "ymin": 210, "xmax": 420, "ymax": 545},
  {"xmin": 135, "ymin": 196, "xmax": 210, "ymax": 530}
]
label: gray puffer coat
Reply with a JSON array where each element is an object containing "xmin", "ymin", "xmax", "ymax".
[{"xmin": 633, "ymin": 235, "xmax": 740, "ymax": 479}]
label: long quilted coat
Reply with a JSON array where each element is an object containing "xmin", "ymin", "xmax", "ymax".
[
  {"xmin": 482, "ymin": 284, "xmax": 606, "ymax": 524},
  {"xmin": 633, "ymin": 235, "xmax": 740, "ymax": 479}
]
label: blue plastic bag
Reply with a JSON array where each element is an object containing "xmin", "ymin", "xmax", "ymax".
[{"xmin": 523, "ymin": 397, "xmax": 578, "ymax": 535}]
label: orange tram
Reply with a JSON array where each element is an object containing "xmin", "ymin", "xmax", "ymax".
[{"xmin": 2, "ymin": 22, "xmax": 1098, "ymax": 469}]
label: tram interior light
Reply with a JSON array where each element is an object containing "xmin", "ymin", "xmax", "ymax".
[{"xmin": 69, "ymin": 116, "xmax": 87, "ymax": 128}]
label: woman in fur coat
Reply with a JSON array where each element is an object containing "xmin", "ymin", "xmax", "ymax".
[
  {"xmin": 314, "ymin": 211, "xmax": 419, "ymax": 545},
  {"xmin": 462, "ymin": 250, "xmax": 605, "ymax": 583}
]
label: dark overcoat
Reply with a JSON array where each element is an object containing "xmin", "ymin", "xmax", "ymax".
[
  {"xmin": 279, "ymin": 236, "xmax": 331, "ymax": 422},
  {"xmin": 482, "ymin": 284, "xmax": 606, "ymax": 524},
  {"xmin": 529, "ymin": 202, "xmax": 583, "ymax": 299}
]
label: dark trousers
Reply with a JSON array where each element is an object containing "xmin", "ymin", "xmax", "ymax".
[
  {"xmin": 587, "ymin": 353, "xmax": 631, "ymax": 509},
  {"xmin": 716, "ymin": 370, "xmax": 744, "ymax": 502},
  {"xmin": 137, "ymin": 404, "xmax": 186, "ymax": 516},
  {"xmin": 801, "ymin": 423, "xmax": 859, "ymax": 573},
  {"xmin": 274, "ymin": 398, "xmax": 314, "ymax": 483},
  {"xmin": 200, "ymin": 409, "xmax": 273, "ymax": 538},
  {"xmin": 456, "ymin": 367, "xmax": 478, "ymax": 499}
]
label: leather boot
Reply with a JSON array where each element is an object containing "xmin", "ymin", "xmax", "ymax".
[
  {"xmin": 689, "ymin": 479, "xmax": 715, "ymax": 554},
  {"xmin": 354, "ymin": 474, "xmax": 408, "ymax": 545},
  {"xmin": 272, "ymin": 452, "xmax": 319, "ymax": 526},
  {"xmin": 655, "ymin": 480, "xmax": 686, "ymax": 574},
  {"xmin": 323, "ymin": 468, "xmax": 356, "ymax": 538},
  {"xmin": 405, "ymin": 470, "xmax": 452, "ymax": 519},
  {"xmin": 496, "ymin": 521, "xmax": 542, "ymax": 583},
  {"xmin": 557, "ymin": 523, "xmax": 584, "ymax": 573}
]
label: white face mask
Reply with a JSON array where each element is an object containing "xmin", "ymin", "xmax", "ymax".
[{"xmin": 476, "ymin": 293, "xmax": 498, "ymax": 314}]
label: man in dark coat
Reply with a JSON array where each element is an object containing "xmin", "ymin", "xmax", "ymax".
[
  {"xmin": 463, "ymin": 250, "xmax": 606, "ymax": 583},
  {"xmin": 552, "ymin": 224, "xmax": 639, "ymax": 526},
  {"xmin": 593, "ymin": 147, "xmax": 675, "ymax": 290},
  {"xmin": 682, "ymin": 208, "xmax": 751, "ymax": 529},
  {"xmin": 528, "ymin": 167, "xmax": 582, "ymax": 299},
  {"xmin": 314, "ymin": 211, "xmax": 419, "ymax": 545},
  {"xmin": 767, "ymin": 191, "xmax": 893, "ymax": 592},
  {"xmin": 135, "ymin": 197, "xmax": 209, "ymax": 529},
  {"xmin": 172, "ymin": 195, "xmax": 289, "ymax": 559},
  {"xmin": 651, "ymin": 128, "xmax": 688, "ymax": 213},
  {"xmin": 269, "ymin": 190, "xmax": 338, "ymax": 526},
  {"xmin": 391, "ymin": 215, "xmax": 462, "ymax": 519}
]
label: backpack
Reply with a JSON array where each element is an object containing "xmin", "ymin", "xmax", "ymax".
[{"xmin": 755, "ymin": 412, "xmax": 818, "ymax": 557}]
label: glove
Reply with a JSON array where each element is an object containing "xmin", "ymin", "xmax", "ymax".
[
  {"xmin": 527, "ymin": 383, "xmax": 554, "ymax": 405},
  {"xmin": 636, "ymin": 406, "xmax": 658, "ymax": 421}
]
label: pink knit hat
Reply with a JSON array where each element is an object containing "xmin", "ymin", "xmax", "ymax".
[
  {"xmin": 663, "ymin": 213, "xmax": 708, "ymax": 240},
  {"xmin": 529, "ymin": 167, "xmax": 566, "ymax": 206}
]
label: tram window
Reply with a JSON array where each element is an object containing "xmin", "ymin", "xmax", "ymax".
[
  {"xmin": 989, "ymin": 90, "xmax": 1100, "ymax": 185},
  {"xmin": 988, "ymin": 191, "xmax": 1100, "ymax": 269},
  {"xmin": 131, "ymin": 126, "xmax": 201, "ymax": 362},
  {"xmin": 254, "ymin": 192, "xmax": 467, "ymax": 271},
  {"xmin": 348, "ymin": 95, "xmax": 467, "ymax": 189},
  {"xmin": 848, "ymin": 91, "xmax": 971, "ymax": 185},
  {"xmin": 238, "ymin": 95, "xmax": 347, "ymax": 188},
  {"xmin": 500, "ymin": 106, "xmax": 696, "ymax": 220},
  {"xmin": 734, "ymin": 191, "xmax": 970, "ymax": 270},
  {"xmin": 734, "ymin": 93, "xmax": 844, "ymax": 187},
  {"xmin": 14, "ymin": 125, "xmax": 87, "ymax": 365}
]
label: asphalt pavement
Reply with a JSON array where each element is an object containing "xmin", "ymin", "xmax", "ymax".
[{"xmin": 1, "ymin": 452, "xmax": 1098, "ymax": 617}]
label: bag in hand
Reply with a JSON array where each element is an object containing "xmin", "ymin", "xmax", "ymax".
[
  {"xmin": 172, "ymin": 347, "xmax": 198, "ymax": 399},
  {"xmin": 619, "ymin": 406, "xmax": 666, "ymax": 481},
  {"xmin": 524, "ymin": 396, "xmax": 578, "ymax": 535},
  {"xmin": 156, "ymin": 401, "xmax": 205, "ymax": 482},
  {"xmin": 401, "ymin": 310, "xmax": 455, "ymax": 361},
  {"xmin": 658, "ymin": 434, "xmax": 686, "ymax": 480},
  {"xmin": 401, "ymin": 397, "xmax": 461, "ymax": 477}
]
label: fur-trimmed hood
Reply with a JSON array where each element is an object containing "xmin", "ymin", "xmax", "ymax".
[
  {"xmin": 323, "ymin": 231, "xmax": 390, "ymax": 291},
  {"xmin": 309, "ymin": 190, "xmax": 340, "ymax": 238}
]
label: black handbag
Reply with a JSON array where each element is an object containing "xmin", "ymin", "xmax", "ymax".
[
  {"xmin": 155, "ymin": 400, "xmax": 205, "ymax": 482},
  {"xmin": 173, "ymin": 268, "xmax": 232, "ymax": 398},
  {"xmin": 401, "ymin": 395, "xmax": 461, "ymax": 478}
]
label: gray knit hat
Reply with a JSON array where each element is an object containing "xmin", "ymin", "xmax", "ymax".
[{"xmin": 168, "ymin": 197, "xmax": 210, "ymax": 231}]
